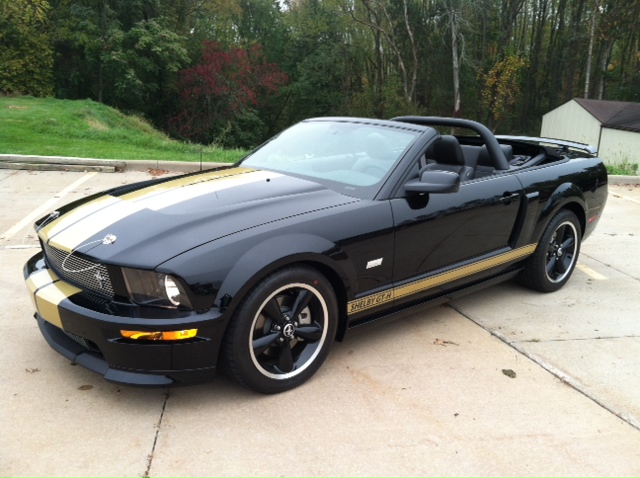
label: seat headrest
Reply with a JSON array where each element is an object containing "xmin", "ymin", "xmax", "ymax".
[
  {"xmin": 365, "ymin": 133, "xmax": 393, "ymax": 161},
  {"xmin": 430, "ymin": 135, "xmax": 465, "ymax": 166}
]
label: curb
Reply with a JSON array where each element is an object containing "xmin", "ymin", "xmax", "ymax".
[
  {"xmin": 123, "ymin": 159, "xmax": 229, "ymax": 173},
  {"xmin": 0, "ymin": 154, "xmax": 229, "ymax": 174},
  {"xmin": 608, "ymin": 175, "xmax": 640, "ymax": 186}
]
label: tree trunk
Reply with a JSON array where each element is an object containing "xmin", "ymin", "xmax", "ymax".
[
  {"xmin": 584, "ymin": 1, "xmax": 598, "ymax": 98},
  {"xmin": 98, "ymin": 0, "xmax": 107, "ymax": 103},
  {"xmin": 451, "ymin": 10, "xmax": 461, "ymax": 117}
]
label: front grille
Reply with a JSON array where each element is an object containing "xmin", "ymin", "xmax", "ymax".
[
  {"xmin": 62, "ymin": 330, "xmax": 101, "ymax": 354},
  {"xmin": 42, "ymin": 242, "xmax": 114, "ymax": 298}
]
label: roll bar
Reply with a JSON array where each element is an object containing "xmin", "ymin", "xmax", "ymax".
[{"xmin": 392, "ymin": 116, "xmax": 511, "ymax": 170}]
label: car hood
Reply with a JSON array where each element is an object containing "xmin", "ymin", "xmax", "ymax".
[{"xmin": 38, "ymin": 167, "xmax": 359, "ymax": 268}]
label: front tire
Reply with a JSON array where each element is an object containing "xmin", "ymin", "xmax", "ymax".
[
  {"xmin": 520, "ymin": 209, "xmax": 582, "ymax": 292},
  {"xmin": 221, "ymin": 266, "xmax": 338, "ymax": 393}
]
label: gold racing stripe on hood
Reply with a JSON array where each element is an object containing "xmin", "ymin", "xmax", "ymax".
[
  {"xmin": 125, "ymin": 169, "xmax": 279, "ymax": 211},
  {"xmin": 47, "ymin": 198, "xmax": 145, "ymax": 252},
  {"xmin": 347, "ymin": 244, "xmax": 537, "ymax": 315},
  {"xmin": 38, "ymin": 195, "xmax": 119, "ymax": 248},
  {"xmin": 39, "ymin": 167, "xmax": 256, "ymax": 248},
  {"xmin": 119, "ymin": 166, "xmax": 258, "ymax": 201},
  {"xmin": 41, "ymin": 167, "xmax": 274, "ymax": 253}
]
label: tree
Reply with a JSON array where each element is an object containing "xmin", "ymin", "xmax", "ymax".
[
  {"xmin": 0, "ymin": 0, "xmax": 54, "ymax": 96},
  {"xmin": 481, "ymin": 54, "xmax": 528, "ymax": 130},
  {"xmin": 173, "ymin": 41, "xmax": 287, "ymax": 146},
  {"xmin": 11, "ymin": 0, "xmax": 637, "ymax": 144},
  {"xmin": 107, "ymin": 19, "xmax": 189, "ymax": 114},
  {"xmin": 348, "ymin": 0, "xmax": 419, "ymax": 105}
]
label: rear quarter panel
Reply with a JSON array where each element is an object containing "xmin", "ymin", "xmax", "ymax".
[{"xmin": 514, "ymin": 156, "xmax": 608, "ymax": 245}]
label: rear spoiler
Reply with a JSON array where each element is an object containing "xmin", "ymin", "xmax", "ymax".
[{"xmin": 496, "ymin": 135, "xmax": 598, "ymax": 156}]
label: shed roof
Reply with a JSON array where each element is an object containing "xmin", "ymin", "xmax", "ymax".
[{"xmin": 573, "ymin": 98, "xmax": 640, "ymax": 133}]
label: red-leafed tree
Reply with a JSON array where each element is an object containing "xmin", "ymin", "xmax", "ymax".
[{"xmin": 173, "ymin": 41, "xmax": 287, "ymax": 146}]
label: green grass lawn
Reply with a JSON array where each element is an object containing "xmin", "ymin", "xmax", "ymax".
[
  {"xmin": 0, "ymin": 96, "xmax": 247, "ymax": 163},
  {"xmin": 606, "ymin": 159, "xmax": 639, "ymax": 176}
]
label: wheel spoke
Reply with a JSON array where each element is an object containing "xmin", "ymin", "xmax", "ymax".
[
  {"xmin": 295, "ymin": 323, "xmax": 322, "ymax": 342},
  {"xmin": 290, "ymin": 289, "xmax": 312, "ymax": 319},
  {"xmin": 277, "ymin": 342, "xmax": 294, "ymax": 373},
  {"xmin": 557, "ymin": 255, "xmax": 569, "ymax": 274},
  {"xmin": 253, "ymin": 332, "xmax": 280, "ymax": 356},
  {"xmin": 262, "ymin": 297, "xmax": 285, "ymax": 324},
  {"xmin": 561, "ymin": 236, "xmax": 575, "ymax": 250},
  {"xmin": 555, "ymin": 224, "xmax": 567, "ymax": 242},
  {"xmin": 546, "ymin": 255, "xmax": 557, "ymax": 276}
]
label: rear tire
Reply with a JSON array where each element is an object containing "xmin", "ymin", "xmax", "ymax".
[
  {"xmin": 519, "ymin": 209, "xmax": 581, "ymax": 292},
  {"xmin": 221, "ymin": 265, "xmax": 338, "ymax": 393}
]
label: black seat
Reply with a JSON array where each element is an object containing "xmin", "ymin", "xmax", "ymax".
[
  {"xmin": 478, "ymin": 144, "xmax": 513, "ymax": 167},
  {"xmin": 364, "ymin": 132, "xmax": 394, "ymax": 161},
  {"xmin": 475, "ymin": 144, "xmax": 513, "ymax": 177},
  {"xmin": 353, "ymin": 133, "xmax": 396, "ymax": 178},
  {"xmin": 422, "ymin": 135, "xmax": 475, "ymax": 181}
]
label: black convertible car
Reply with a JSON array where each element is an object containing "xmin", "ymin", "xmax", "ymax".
[{"xmin": 24, "ymin": 116, "xmax": 608, "ymax": 393}]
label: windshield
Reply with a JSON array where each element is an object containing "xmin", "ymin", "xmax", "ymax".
[{"xmin": 241, "ymin": 120, "xmax": 420, "ymax": 197}]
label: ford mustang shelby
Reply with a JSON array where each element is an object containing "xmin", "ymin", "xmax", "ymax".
[{"xmin": 24, "ymin": 116, "xmax": 607, "ymax": 393}]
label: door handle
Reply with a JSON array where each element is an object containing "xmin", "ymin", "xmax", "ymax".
[{"xmin": 500, "ymin": 192, "xmax": 520, "ymax": 204}]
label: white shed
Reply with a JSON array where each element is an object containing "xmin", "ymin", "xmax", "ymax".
[{"xmin": 541, "ymin": 98, "xmax": 640, "ymax": 166}]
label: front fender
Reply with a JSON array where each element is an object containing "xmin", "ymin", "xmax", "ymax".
[{"xmin": 215, "ymin": 233, "xmax": 354, "ymax": 312}]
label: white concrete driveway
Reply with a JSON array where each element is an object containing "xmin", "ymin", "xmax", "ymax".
[{"xmin": 1, "ymin": 169, "xmax": 638, "ymax": 477}]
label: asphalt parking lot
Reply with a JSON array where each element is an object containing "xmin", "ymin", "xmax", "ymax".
[{"xmin": 1, "ymin": 168, "xmax": 639, "ymax": 477}]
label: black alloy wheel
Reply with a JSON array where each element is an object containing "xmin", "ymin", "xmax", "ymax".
[
  {"xmin": 545, "ymin": 219, "xmax": 579, "ymax": 284},
  {"xmin": 222, "ymin": 266, "xmax": 337, "ymax": 393},
  {"xmin": 520, "ymin": 209, "xmax": 582, "ymax": 292}
]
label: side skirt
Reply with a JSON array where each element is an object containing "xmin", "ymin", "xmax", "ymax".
[{"xmin": 343, "ymin": 268, "xmax": 521, "ymax": 337}]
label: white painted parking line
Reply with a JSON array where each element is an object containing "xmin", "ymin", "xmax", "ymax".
[
  {"xmin": 612, "ymin": 193, "xmax": 640, "ymax": 205},
  {"xmin": 0, "ymin": 172, "xmax": 96, "ymax": 241},
  {"xmin": 576, "ymin": 263, "xmax": 608, "ymax": 280}
]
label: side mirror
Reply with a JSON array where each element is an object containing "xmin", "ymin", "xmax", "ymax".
[{"xmin": 404, "ymin": 170, "xmax": 460, "ymax": 194}]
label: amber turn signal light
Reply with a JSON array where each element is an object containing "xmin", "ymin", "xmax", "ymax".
[{"xmin": 120, "ymin": 329, "xmax": 198, "ymax": 341}]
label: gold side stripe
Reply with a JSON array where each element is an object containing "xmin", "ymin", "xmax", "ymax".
[
  {"xmin": 394, "ymin": 243, "xmax": 537, "ymax": 299},
  {"xmin": 347, "ymin": 244, "xmax": 537, "ymax": 315}
]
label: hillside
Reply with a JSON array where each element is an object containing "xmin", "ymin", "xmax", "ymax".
[{"xmin": 0, "ymin": 97, "xmax": 245, "ymax": 163}]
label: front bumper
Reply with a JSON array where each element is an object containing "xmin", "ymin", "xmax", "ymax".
[{"xmin": 25, "ymin": 253, "xmax": 229, "ymax": 386}]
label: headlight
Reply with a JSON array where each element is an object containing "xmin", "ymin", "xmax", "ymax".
[{"xmin": 122, "ymin": 268, "xmax": 193, "ymax": 310}]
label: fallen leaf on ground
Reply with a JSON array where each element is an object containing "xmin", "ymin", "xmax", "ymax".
[{"xmin": 433, "ymin": 338, "xmax": 459, "ymax": 346}]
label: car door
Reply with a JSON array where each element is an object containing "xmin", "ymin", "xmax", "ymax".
[{"xmin": 390, "ymin": 173, "xmax": 524, "ymax": 307}]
